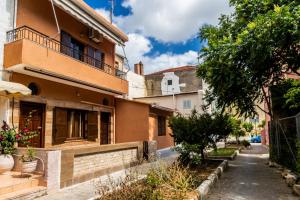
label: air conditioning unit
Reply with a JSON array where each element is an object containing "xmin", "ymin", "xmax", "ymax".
[{"xmin": 88, "ymin": 28, "xmax": 103, "ymax": 43}]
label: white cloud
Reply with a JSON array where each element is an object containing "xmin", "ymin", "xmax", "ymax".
[
  {"xmin": 95, "ymin": 8, "xmax": 111, "ymax": 21},
  {"xmin": 117, "ymin": 33, "xmax": 198, "ymax": 74},
  {"xmin": 116, "ymin": 0, "xmax": 232, "ymax": 43}
]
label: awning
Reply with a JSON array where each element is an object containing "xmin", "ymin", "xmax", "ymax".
[{"xmin": 0, "ymin": 80, "xmax": 31, "ymax": 96}]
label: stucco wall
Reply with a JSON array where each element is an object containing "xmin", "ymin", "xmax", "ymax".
[
  {"xmin": 136, "ymin": 92, "xmax": 205, "ymax": 116},
  {"xmin": 115, "ymin": 99, "xmax": 149, "ymax": 143},
  {"xmin": 149, "ymin": 115, "xmax": 173, "ymax": 149},
  {"xmin": 127, "ymin": 71, "xmax": 146, "ymax": 99},
  {"xmin": 0, "ymin": 0, "xmax": 15, "ymax": 123},
  {"xmin": 16, "ymin": 0, "xmax": 115, "ymax": 67}
]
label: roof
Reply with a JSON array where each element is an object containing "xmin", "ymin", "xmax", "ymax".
[
  {"xmin": 134, "ymin": 91, "xmax": 199, "ymax": 99},
  {"xmin": 146, "ymin": 65, "xmax": 197, "ymax": 76},
  {"xmin": 116, "ymin": 98, "xmax": 174, "ymax": 112},
  {"xmin": 55, "ymin": 0, "xmax": 128, "ymax": 43}
]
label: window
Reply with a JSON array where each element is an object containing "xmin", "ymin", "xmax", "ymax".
[
  {"xmin": 183, "ymin": 100, "xmax": 192, "ymax": 109},
  {"xmin": 61, "ymin": 31, "xmax": 84, "ymax": 62},
  {"xmin": 167, "ymin": 79, "xmax": 172, "ymax": 85},
  {"xmin": 61, "ymin": 31, "xmax": 105, "ymax": 68},
  {"xmin": 158, "ymin": 116, "xmax": 166, "ymax": 136}
]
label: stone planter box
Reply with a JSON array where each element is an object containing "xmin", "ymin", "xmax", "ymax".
[
  {"xmin": 207, "ymin": 148, "xmax": 240, "ymax": 160},
  {"xmin": 190, "ymin": 160, "xmax": 229, "ymax": 200}
]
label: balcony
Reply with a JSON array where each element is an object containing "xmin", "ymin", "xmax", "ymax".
[{"xmin": 4, "ymin": 26, "xmax": 128, "ymax": 95}]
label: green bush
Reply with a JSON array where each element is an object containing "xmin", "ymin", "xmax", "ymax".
[{"xmin": 241, "ymin": 140, "xmax": 251, "ymax": 148}]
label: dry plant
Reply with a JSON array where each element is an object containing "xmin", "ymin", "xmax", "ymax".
[{"xmin": 96, "ymin": 160, "xmax": 206, "ymax": 200}]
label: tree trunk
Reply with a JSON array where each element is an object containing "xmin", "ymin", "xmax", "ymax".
[{"xmin": 200, "ymin": 149, "xmax": 205, "ymax": 162}]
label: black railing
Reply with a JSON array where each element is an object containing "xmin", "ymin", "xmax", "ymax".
[{"xmin": 6, "ymin": 26, "xmax": 126, "ymax": 79}]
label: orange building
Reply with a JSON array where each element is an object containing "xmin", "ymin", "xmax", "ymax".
[{"xmin": 3, "ymin": 0, "xmax": 174, "ymax": 149}]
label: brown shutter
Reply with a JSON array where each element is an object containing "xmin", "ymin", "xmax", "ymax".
[
  {"xmin": 53, "ymin": 108, "xmax": 68, "ymax": 144},
  {"xmin": 87, "ymin": 111, "xmax": 98, "ymax": 141}
]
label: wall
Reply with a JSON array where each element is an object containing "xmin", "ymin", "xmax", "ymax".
[
  {"xmin": 0, "ymin": 0, "xmax": 15, "ymax": 123},
  {"xmin": 145, "ymin": 68, "xmax": 202, "ymax": 96},
  {"xmin": 149, "ymin": 114, "xmax": 173, "ymax": 149},
  {"xmin": 60, "ymin": 142, "xmax": 143, "ymax": 188},
  {"xmin": 136, "ymin": 92, "xmax": 205, "ymax": 116},
  {"xmin": 16, "ymin": 0, "xmax": 115, "ymax": 67},
  {"xmin": 115, "ymin": 99, "xmax": 149, "ymax": 143},
  {"xmin": 127, "ymin": 71, "xmax": 146, "ymax": 99},
  {"xmin": 10, "ymin": 73, "xmax": 115, "ymax": 147}
]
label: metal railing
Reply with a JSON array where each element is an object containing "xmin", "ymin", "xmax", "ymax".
[{"xmin": 6, "ymin": 26, "xmax": 125, "ymax": 79}]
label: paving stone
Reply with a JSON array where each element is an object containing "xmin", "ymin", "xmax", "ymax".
[{"xmin": 207, "ymin": 144, "xmax": 298, "ymax": 200}]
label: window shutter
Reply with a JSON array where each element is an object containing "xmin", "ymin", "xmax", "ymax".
[
  {"xmin": 53, "ymin": 108, "xmax": 68, "ymax": 144},
  {"xmin": 87, "ymin": 111, "xmax": 98, "ymax": 141}
]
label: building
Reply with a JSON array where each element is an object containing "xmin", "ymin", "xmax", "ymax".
[
  {"xmin": 135, "ymin": 66, "xmax": 210, "ymax": 115},
  {"xmin": 0, "ymin": 0, "xmax": 174, "ymax": 196}
]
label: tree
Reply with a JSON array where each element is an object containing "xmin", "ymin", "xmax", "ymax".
[
  {"xmin": 169, "ymin": 110, "xmax": 233, "ymax": 164},
  {"xmin": 230, "ymin": 117, "xmax": 245, "ymax": 144},
  {"xmin": 198, "ymin": 0, "xmax": 300, "ymax": 118},
  {"xmin": 284, "ymin": 79, "xmax": 300, "ymax": 110},
  {"xmin": 242, "ymin": 122, "xmax": 254, "ymax": 134}
]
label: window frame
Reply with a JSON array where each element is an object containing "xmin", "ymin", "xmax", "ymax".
[{"xmin": 157, "ymin": 115, "xmax": 166, "ymax": 136}]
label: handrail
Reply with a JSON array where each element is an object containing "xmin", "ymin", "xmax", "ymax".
[{"xmin": 6, "ymin": 26, "xmax": 126, "ymax": 79}]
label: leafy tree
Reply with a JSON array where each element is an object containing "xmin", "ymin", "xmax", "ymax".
[
  {"xmin": 198, "ymin": 0, "xmax": 300, "ymax": 118},
  {"xmin": 284, "ymin": 79, "xmax": 300, "ymax": 110},
  {"xmin": 169, "ymin": 110, "xmax": 233, "ymax": 164},
  {"xmin": 242, "ymin": 122, "xmax": 254, "ymax": 134},
  {"xmin": 230, "ymin": 117, "xmax": 245, "ymax": 144}
]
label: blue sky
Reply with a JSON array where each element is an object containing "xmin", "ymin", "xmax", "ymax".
[{"xmin": 84, "ymin": 0, "xmax": 231, "ymax": 73}]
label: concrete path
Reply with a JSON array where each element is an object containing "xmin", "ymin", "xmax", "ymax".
[
  {"xmin": 36, "ymin": 149, "xmax": 178, "ymax": 200},
  {"xmin": 207, "ymin": 144, "xmax": 298, "ymax": 200}
]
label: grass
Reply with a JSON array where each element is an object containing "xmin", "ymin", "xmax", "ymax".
[
  {"xmin": 97, "ymin": 160, "xmax": 221, "ymax": 200},
  {"xmin": 208, "ymin": 148, "xmax": 236, "ymax": 157}
]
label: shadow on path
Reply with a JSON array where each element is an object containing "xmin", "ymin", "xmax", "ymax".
[{"xmin": 207, "ymin": 144, "xmax": 298, "ymax": 200}]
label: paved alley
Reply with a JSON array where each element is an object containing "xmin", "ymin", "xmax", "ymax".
[{"xmin": 207, "ymin": 144, "xmax": 298, "ymax": 200}]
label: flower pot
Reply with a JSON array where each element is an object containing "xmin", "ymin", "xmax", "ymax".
[
  {"xmin": 0, "ymin": 154, "xmax": 14, "ymax": 173},
  {"xmin": 21, "ymin": 160, "xmax": 38, "ymax": 173}
]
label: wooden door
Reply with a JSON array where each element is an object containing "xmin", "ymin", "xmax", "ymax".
[
  {"xmin": 53, "ymin": 108, "xmax": 68, "ymax": 145},
  {"xmin": 100, "ymin": 112, "xmax": 110, "ymax": 145},
  {"xmin": 87, "ymin": 111, "xmax": 98, "ymax": 141},
  {"xmin": 19, "ymin": 102, "xmax": 45, "ymax": 148}
]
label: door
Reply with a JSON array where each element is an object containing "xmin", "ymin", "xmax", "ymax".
[
  {"xmin": 53, "ymin": 108, "xmax": 68, "ymax": 145},
  {"xmin": 19, "ymin": 102, "xmax": 45, "ymax": 148},
  {"xmin": 100, "ymin": 112, "xmax": 110, "ymax": 145}
]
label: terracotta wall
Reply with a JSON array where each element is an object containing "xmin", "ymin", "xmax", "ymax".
[
  {"xmin": 11, "ymin": 73, "xmax": 114, "ymax": 106},
  {"xmin": 149, "ymin": 109, "xmax": 174, "ymax": 149},
  {"xmin": 16, "ymin": 0, "xmax": 115, "ymax": 67},
  {"xmin": 115, "ymin": 99, "xmax": 149, "ymax": 143}
]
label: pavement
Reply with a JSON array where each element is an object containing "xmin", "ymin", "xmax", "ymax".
[
  {"xmin": 207, "ymin": 143, "xmax": 299, "ymax": 200},
  {"xmin": 36, "ymin": 148, "xmax": 178, "ymax": 200}
]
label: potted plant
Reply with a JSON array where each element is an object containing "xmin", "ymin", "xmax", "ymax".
[
  {"xmin": 0, "ymin": 117, "xmax": 37, "ymax": 173},
  {"xmin": 20, "ymin": 147, "xmax": 38, "ymax": 173}
]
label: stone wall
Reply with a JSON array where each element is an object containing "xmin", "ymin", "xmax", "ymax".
[
  {"xmin": 60, "ymin": 142, "xmax": 143, "ymax": 188},
  {"xmin": 74, "ymin": 148, "xmax": 137, "ymax": 177}
]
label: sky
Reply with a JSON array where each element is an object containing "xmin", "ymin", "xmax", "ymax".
[{"xmin": 84, "ymin": 0, "xmax": 232, "ymax": 74}]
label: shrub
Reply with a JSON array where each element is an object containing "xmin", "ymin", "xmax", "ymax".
[
  {"xmin": 241, "ymin": 140, "xmax": 251, "ymax": 148},
  {"xmin": 169, "ymin": 110, "xmax": 233, "ymax": 165}
]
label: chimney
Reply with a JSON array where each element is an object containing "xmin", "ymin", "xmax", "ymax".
[{"xmin": 134, "ymin": 61, "xmax": 144, "ymax": 75}]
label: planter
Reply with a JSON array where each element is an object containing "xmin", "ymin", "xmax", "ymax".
[
  {"xmin": 0, "ymin": 154, "xmax": 14, "ymax": 173},
  {"xmin": 21, "ymin": 160, "xmax": 38, "ymax": 173}
]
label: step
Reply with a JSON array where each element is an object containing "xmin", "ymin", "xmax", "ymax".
[
  {"xmin": 0, "ymin": 186, "xmax": 47, "ymax": 200},
  {"xmin": 0, "ymin": 172, "xmax": 44, "ymax": 196}
]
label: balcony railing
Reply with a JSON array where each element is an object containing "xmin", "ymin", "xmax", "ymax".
[{"xmin": 6, "ymin": 26, "xmax": 126, "ymax": 79}]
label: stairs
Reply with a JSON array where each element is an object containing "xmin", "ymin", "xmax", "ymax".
[{"xmin": 0, "ymin": 171, "xmax": 47, "ymax": 200}]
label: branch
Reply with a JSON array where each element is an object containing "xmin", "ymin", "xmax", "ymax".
[
  {"xmin": 261, "ymin": 87, "xmax": 273, "ymax": 118},
  {"xmin": 256, "ymin": 104, "xmax": 271, "ymax": 116}
]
